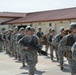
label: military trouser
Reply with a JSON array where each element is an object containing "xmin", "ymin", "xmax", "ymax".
[
  {"xmin": 25, "ymin": 51, "xmax": 38, "ymax": 75},
  {"xmin": 5, "ymin": 41, "xmax": 8, "ymax": 53},
  {"xmin": 72, "ymin": 73, "xmax": 76, "ymax": 75},
  {"xmin": 21, "ymin": 50, "xmax": 26, "ymax": 67},
  {"xmin": 6, "ymin": 42, "xmax": 10, "ymax": 53},
  {"xmin": 68, "ymin": 59, "xmax": 76, "ymax": 75},
  {"xmin": 0, "ymin": 42, "xmax": 3, "ymax": 52},
  {"xmin": 58, "ymin": 50, "xmax": 64, "ymax": 69},
  {"xmin": 54, "ymin": 47, "xmax": 59, "ymax": 61},
  {"xmin": 45, "ymin": 43, "xmax": 49, "ymax": 54},
  {"xmin": 13, "ymin": 42, "xmax": 17, "ymax": 59},
  {"xmin": 28, "ymin": 61, "xmax": 36, "ymax": 75},
  {"xmin": 49, "ymin": 45, "xmax": 58, "ymax": 60},
  {"xmin": 6, "ymin": 42, "xmax": 12, "ymax": 55}
]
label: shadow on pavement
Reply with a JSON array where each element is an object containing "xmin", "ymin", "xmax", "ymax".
[
  {"xmin": 35, "ymin": 70, "xmax": 45, "ymax": 75},
  {"xmin": 20, "ymin": 66, "xmax": 29, "ymax": 70},
  {"xmin": 58, "ymin": 63, "xmax": 69, "ymax": 73},
  {"xmin": 15, "ymin": 60, "xmax": 21, "ymax": 63},
  {"xmin": 21, "ymin": 72, "xmax": 28, "ymax": 74},
  {"xmin": 21, "ymin": 70, "xmax": 45, "ymax": 75},
  {"xmin": 62, "ymin": 64, "xmax": 69, "ymax": 72}
]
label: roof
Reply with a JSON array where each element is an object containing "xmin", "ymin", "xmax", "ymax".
[
  {"xmin": 0, "ymin": 12, "xmax": 26, "ymax": 18},
  {"xmin": 3, "ymin": 7, "xmax": 76, "ymax": 24}
]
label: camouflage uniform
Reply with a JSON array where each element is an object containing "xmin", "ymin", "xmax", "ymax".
[
  {"xmin": 19, "ymin": 26, "xmax": 41, "ymax": 75},
  {"xmin": 36, "ymin": 27, "xmax": 44, "ymax": 49},
  {"xmin": 11, "ymin": 27, "xmax": 18, "ymax": 58},
  {"xmin": 7, "ymin": 29, "xmax": 13, "ymax": 55},
  {"xmin": 47, "ymin": 29, "xmax": 55, "ymax": 60},
  {"xmin": 52, "ymin": 33, "xmax": 63, "ymax": 62},
  {"xmin": 45, "ymin": 33, "xmax": 50, "ymax": 53},
  {"xmin": 58, "ymin": 33, "xmax": 76, "ymax": 74},
  {"xmin": 70, "ymin": 42, "xmax": 76, "ymax": 75},
  {"xmin": 17, "ymin": 27, "xmax": 25, "ymax": 66},
  {"xmin": 58, "ymin": 23, "xmax": 76, "ymax": 74},
  {"xmin": 0, "ymin": 33, "xmax": 3, "ymax": 52},
  {"xmin": 52, "ymin": 27, "xmax": 65, "ymax": 69},
  {"xmin": 71, "ymin": 42, "xmax": 76, "ymax": 61}
]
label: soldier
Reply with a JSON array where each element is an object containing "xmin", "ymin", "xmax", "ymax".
[
  {"xmin": 36, "ymin": 27, "xmax": 44, "ymax": 38},
  {"xmin": 47, "ymin": 28, "xmax": 55, "ymax": 60},
  {"xmin": 71, "ymin": 42, "xmax": 76, "ymax": 61},
  {"xmin": 19, "ymin": 26, "xmax": 41, "ymax": 75},
  {"xmin": 36, "ymin": 27, "xmax": 44, "ymax": 50},
  {"xmin": 2, "ymin": 30, "xmax": 8, "ymax": 51},
  {"xmin": 17, "ymin": 27, "xmax": 26, "ymax": 66},
  {"xmin": 3, "ymin": 30, "xmax": 8, "ymax": 53},
  {"xmin": 0, "ymin": 32, "xmax": 4, "ymax": 52},
  {"xmin": 7, "ymin": 28, "xmax": 13, "ymax": 55},
  {"xmin": 58, "ymin": 22, "xmax": 76, "ymax": 75},
  {"xmin": 45, "ymin": 28, "xmax": 51, "ymax": 54},
  {"xmin": 11, "ymin": 26, "xmax": 18, "ymax": 58},
  {"xmin": 32, "ymin": 28, "xmax": 35, "ymax": 34},
  {"xmin": 52, "ymin": 27, "xmax": 65, "ymax": 62}
]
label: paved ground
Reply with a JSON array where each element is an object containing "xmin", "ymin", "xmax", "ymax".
[{"xmin": 0, "ymin": 50, "xmax": 71, "ymax": 75}]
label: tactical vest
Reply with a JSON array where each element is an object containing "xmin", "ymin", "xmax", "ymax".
[
  {"xmin": 49, "ymin": 35, "xmax": 52, "ymax": 42},
  {"xmin": 66, "ymin": 35, "xmax": 75, "ymax": 46},
  {"xmin": 21, "ymin": 35, "xmax": 37, "ymax": 47},
  {"xmin": 57, "ymin": 34, "xmax": 63, "ymax": 42},
  {"xmin": 65, "ymin": 35, "xmax": 75, "ymax": 58}
]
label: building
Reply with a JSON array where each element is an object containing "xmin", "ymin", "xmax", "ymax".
[
  {"xmin": 0, "ymin": 12, "xmax": 26, "ymax": 32},
  {"xmin": 1, "ymin": 7, "xmax": 76, "ymax": 33}
]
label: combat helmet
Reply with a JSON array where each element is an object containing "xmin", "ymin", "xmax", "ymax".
[
  {"xmin": 25, "ymin": 26, "xmax": 32, "ymax": 31},
  {"xmin": 19, "ymin": 27, "xmax": 24, "ymax": 32},
  {"xmin": 70, "ymin": 22, "xmax": 76, "ymax": 29}
]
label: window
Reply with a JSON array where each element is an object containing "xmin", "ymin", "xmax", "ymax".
[
  {"xmin": 49, "ymin": 23, "xmax": 52, "ymax": 27},
  {"xmin": 30, "ymin": 24, "xmax": 32, "ymax": 27}
]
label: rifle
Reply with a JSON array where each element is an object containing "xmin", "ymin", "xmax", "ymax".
[
  {"xmin": 19, "ymin": 36, "xmax": 49, "ymax": 56},
  {"xmin": 27, "ymin": 44, "xmax": 48, "ymax": 56}
]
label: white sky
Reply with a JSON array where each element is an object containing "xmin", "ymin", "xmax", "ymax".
[{"xmin": 0, "ymin": 0, "xmax": 76, "ymax": 13}]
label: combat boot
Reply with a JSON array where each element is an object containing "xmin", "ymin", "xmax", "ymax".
[
  {"xmin": 57, "ymin": 57, "xmax": 59, "ymax": 61},
  {"xmin": 60, "ymin": 65, "xmax": 63, "ymax": 70}
]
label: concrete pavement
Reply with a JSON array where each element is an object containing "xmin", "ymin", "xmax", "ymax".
[{"xmin": 0, "ymin": 50, "xmax": 70, "ymax": 75}]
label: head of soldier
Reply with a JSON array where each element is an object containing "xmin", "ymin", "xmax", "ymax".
[
  {"xmin": 25, "ymin": 26, "xmax": 33, "ymax": 35},
  {"xmin": 14, "ymin": 26, "xmax": 18, "ymax": 32},
  {"xmin": 32, "ymin": 28, "xmax": 35, "ymax": 34},
  {"xmin": 60, "ymin": 27, "xmax": 65, "ymax": 34},
  {"xmin": 9, "ymin": 28, "xmax": 13, "ymax": 34},
  {"xmin": 70, "ymin": 22, "xmax": 76, "ymax": 34},
  {"xmin": 51, "ymin": 28, "xmax": 55, "ymax": 36},
  {"xmin": 49, "ymin": 28, "xmax": 51, "ymax": 33},
  {"xmin": 19, "ymin": 27, "xmax": 25, "ymax": 34},
  {"xmin": 38, "ymin": 27, "xmax": 42, "ymax": 32}
]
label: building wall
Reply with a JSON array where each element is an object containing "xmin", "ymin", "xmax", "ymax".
[
  {"xmin": 0, "ymin": 18, "xmax": 14, "ymax": 31},
  {"xmin": 13, "ymin": 19, "xmax": 76, "ymax": 34}
]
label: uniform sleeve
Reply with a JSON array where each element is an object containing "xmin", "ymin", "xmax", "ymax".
[
  {"xmin": 34, "ymin": 35, "xmax": 41, "ymax": 49},
  {"xmin": 53, "ymin": 35, "xmax": 59, "ymax": 47},
  {"xmin": 18, "ymin": 37, "xmax": 25, "ymax": 49},
  {"xmin": 58, "ymin": 36, "xmax": 71, "ymax": 52},
  {"xmin": 58, "ymin": 36, "xmax": 68, "ymax": 58},
  {"xmin": 71, "ymin": 42, "xmax": 76, "ymax": 61}
]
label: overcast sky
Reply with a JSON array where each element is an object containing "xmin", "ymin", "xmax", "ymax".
[{"xmin": 0, "ymin": 0, "xmax": 76, "ymax": 13}]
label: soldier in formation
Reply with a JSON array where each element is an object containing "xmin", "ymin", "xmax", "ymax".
[
  {"xmin": 52, "ymin": 27, "xmax": 65, "ymax": 68},
  {"xmin": 36, "ymin": 27, "xmax": 44, "ymax": 50},
  {"xmin": 17, "ymin": 27, "xmax": 26, "ymax": 66},
  {"xmin": 6, "ymin": 28, "xmax": 13, "ymax": 55},
  {"xmin": 0, "ymin": 32, "xmax": 4, "ymax": 52},
  {"xmin": 11, "ymin": 27, "xmax": 18, "ymax": 58},
  {"xmin": 47, "ymin": 28, "xmax": 56, "ymax": 60},
  {"xmin": 19, "ymin": 26, "xmax": 41, "ymax": 75},
  {"xmin": 58, "ymin": 22, "xmax": 76, "ymax": 75}
]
